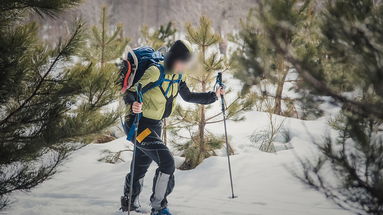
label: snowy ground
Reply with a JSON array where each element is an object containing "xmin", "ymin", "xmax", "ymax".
[{"xmin": 5, "ymin": 111, "xmax": 350, "ymax": 215}]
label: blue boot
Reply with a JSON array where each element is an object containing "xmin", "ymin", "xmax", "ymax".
[{"xmin": 151, "ymin": 208, "xmax": 172, "ymax": 215}]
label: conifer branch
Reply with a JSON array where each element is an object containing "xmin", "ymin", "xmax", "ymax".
[{"xmin": 0, "ymin": 22, "xmax": 84, "ymax": 125}]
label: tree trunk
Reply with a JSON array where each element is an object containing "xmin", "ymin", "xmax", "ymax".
[
  {"xmin": 198, "ymin": 80, "xmax": 207, "ymax": 162},
  {"xmin": 100, "ymin": 7, "xmax": 106, "ymax": 67},
  {"xmin": 273, "ymin": 57, "xmax": 288, "ymax": 115},
  {"xmin": 198, "ymin": 46, "xmax": 207, "ymax": 163}
]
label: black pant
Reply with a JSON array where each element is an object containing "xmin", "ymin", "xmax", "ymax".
[{"xmin": 124, "ymin": 125, "xmax": 175, "ymax": 210}]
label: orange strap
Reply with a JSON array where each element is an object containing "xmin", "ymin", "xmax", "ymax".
[{"xmin": 121, "ymin": 60, "xmax": 132, "ymax": 93}]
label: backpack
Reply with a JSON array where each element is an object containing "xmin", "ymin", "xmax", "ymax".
[{"xmin": 119, "ymin": 46, "xmax": 182, "ymax": 95}]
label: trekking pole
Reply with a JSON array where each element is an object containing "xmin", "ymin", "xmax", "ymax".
[
  {"xmin": 216, "ymin": 72, "xmax": 237, "ymax": 199},
  {"xmin": 128, "ymin": 83, "xmax": 143, "ymax": 215}
]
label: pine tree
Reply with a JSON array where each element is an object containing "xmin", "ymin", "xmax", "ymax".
[
  {"xmin": 83, "ymin": 6, "xmax": 130, "ymax": 66},
  {"xmin": 241, "ymin": 0, "xmax": 383, "ymax": 214},
  {"xmin": 0, "ymin": 1, "xmax": 119, "ymax": 209},
  {"xmin": 170, "ymin": 17, "xmax": 254, "ymax": 170},
  {"xmin": 140, "ymin": 22, "xmax": 177, "ymax": 50},
  {"xmin": 78, "ymin": 6, "xmax": 130, "ymax": 143},
  {"xmin": 232, "ymin": 2, "xmax": 316, "ymax": 118}
]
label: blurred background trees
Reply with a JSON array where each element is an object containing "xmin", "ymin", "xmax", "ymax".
[
  {"xmin": 140, "ymin": 22, "xmax": 177, "ymax": 50},
  {"xmin": 233, "ymin": 0, "xmax": 383, "ymax": 214},
  {"xmin": 232, "ymin": 1, "xmax": 320, "ymax": 119}
]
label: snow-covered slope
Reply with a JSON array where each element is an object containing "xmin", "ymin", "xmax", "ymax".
[{"xmin": 6, "ymin": 111, "xmax": 349, "ymax": 215}]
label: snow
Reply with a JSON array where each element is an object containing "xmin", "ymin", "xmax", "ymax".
[{"xmin": 5, "ymin": 110, "xmax": 350, "ymax": 215}]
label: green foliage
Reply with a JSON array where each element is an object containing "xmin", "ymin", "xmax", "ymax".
[
  {"xmin": 82, "ymin": 6, "xmax": 130, "ymax": 65},
  {"xmin": 230, "ymin": 10, "xmax": 265, "ymax": 88},
  {"xmin": 298, "ymin": 110, "xmax": 383, "ymax": 215},
  {"xmin": 249, "ymin": 0, "xmax": 383, "ymax": 214},
  {"xmin": 186, "ymin": 16, "xmax": 221, "ymax": 49},
  {"xmin": 169, "ymin": 17, "xmax": 254, "ymax": 170},
  {"xmin": 321, "ymin": 1, "xmax": 383, "ymax": 98},
  {"xmin": 174, "ymin": 134, "xmax": 226, "ymax": 170},
  {"xmin": 0, "ymin": 0, "xmax": 81, "ymax": 23},
  {"xmin": 0, "ymin": 2, "xmax": 121, "ymax": 209},
  {"xmin": 0, "ymin": 21, "xmax": 87, "ymax": 164},
  {"xmin": 256, "ymin": 0, "xmax": 383, "ymax": 118},
  {"xmin": 250, "ymin": 100, "xmax": 285, "ymax": 153},
  {"xmin": 76, "ymin": 6, "xmax": 131, "ymax": 143},
  {"xmin": 141, "ymin": 22, "xmax": 177, "ymax": 50},
  {"xmin": 232, "ymin": 1, "xmax": 317, "ymax": 118}
]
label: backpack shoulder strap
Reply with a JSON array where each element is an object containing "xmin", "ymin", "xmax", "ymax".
[
  {"xmin": 141, "ymin": 63, "xmax": 165, "ymax": 94},
  {"xmin": 178, "ymin": 74, "xmax": 183, "ymax": 82},
  {"xmin": 162, "ymin": 73, "xmax": 183, "ymax": 97}
]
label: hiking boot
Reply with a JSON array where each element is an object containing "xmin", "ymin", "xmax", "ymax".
[
  {"xmin": 120, "ymin": 196, "xmax": 139, "ymax": 212},
  {"xmin": 151, "ymin": 207, "xmax": 172, "ymax": 215}
]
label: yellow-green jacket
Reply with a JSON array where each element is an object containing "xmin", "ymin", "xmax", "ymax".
[{"xmin": 124, "ymin": 65, "xmax": 217, "ymax": 121}]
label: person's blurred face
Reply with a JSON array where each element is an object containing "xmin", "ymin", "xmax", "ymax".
[{"xmin": 173, "ymin": 59, "xmax": 192, "ymax": 74}]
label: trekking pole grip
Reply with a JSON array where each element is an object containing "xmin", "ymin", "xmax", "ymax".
[
  {"xmin": 133, "ymin": 83, "xmax": 143, "ymax": 126},
  {"xmin": 217, "ymin": 72, "xmax": 223, "ymax": 87},
  {"xmin": 216, "ymin": 72, "xmax": 225, "ymax": 109},
  {"xmin": 136, "ymin": 83, "xmax": 142, "ymax": 103}
]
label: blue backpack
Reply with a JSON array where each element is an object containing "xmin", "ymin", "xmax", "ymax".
[{"xmin": 119, "ymin": 46, "xmax": 182, "ymax": 95}]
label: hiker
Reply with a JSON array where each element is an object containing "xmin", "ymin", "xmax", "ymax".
[{"xmin": 120, "ymin": 40, "xmax": 225, "ymax": 215}]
